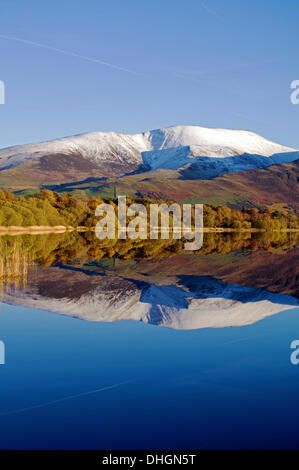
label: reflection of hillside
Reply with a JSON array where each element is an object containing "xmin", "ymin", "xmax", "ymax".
[
  {"xmin": 0, "ymin": 232, "xmax": 298, "ymax": 297},
  {"xmin": 0, "ymin": 232, "xmax": 297, "ymax": 329},
  {"xmin": 103, "ymin": 249, "xmax": 299, "ymax": 299}
]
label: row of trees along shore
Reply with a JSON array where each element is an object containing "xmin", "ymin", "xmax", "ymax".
[{"xmin": 0, "ymin": 189, "xmax": 298, "ymax": 230}]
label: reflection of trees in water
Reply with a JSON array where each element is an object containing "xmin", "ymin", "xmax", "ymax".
[
  {"xmin": 200, "ymin": 230, "xmax": 298, "ymax": 255},
  {"xmin": 0, "ymin": 231, "xmax": 297, "ymax": 275},
  {"xmin": 0, "ymin": 241, "xmax": 30, "ymax": 293}
]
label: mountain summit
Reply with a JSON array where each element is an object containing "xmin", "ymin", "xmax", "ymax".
[
  {"xmin": 0, "ymin": 125, "xmax": 297, "ymax": 178},
  {"xmin": 0, "ymin": 125, "xmax": 298, "ymax": 198}
]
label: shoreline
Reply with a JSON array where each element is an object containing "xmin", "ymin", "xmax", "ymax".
[{"xmin": 0, "ymin": 226, "xmax": 298, "ymax": 236}]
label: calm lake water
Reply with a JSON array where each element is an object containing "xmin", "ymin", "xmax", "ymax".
[{"xmin": 0, "ymin": 233, "xmax": 298, "ymax": 449}]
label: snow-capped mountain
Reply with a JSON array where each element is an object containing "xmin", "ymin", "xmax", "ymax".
[{"xmin": 0, "ymin": 125, "xmax": 297, "ymax": 178}]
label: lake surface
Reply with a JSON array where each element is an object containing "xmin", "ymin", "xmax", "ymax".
[{"xmin": 0, "ymin": 232, "xmax": 298, "ymax": 449}]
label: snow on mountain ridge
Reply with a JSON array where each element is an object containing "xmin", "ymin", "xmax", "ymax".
[
  {"xmin": 0, "ymin": 131, "xmax": 149, "ymax": 170},
  {"xmin": 143, "ymin": 125, "xmax": 296, "ymax": 154},
  {"xmin": 0, "ymin": 125, "xmax": 297, "ymax": 175}
]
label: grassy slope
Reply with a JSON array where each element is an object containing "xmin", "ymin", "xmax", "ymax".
[
  {"xmin": 43, "ymin": 159, "xmax": 298, "ymax": 210},
  {"xmin": 1, "ymin": 158, "xmax": 298, "ymax": 211}
]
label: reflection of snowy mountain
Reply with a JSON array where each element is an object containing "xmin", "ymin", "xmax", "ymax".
[{"xmin": 3, "ymin": 269, "xmax": 298, "ymax": 330}]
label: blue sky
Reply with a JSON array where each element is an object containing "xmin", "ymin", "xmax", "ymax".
[{"xmin": 0, "ymin": 0, "xmax": 298, "ymax": 149}]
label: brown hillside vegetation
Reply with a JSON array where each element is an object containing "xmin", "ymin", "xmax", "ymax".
[
  {"xmin": 0, "ymin": 158, "xmax": 297, "ymax": 214},
  {"xmin": 134, "ymin": 159, "xmax": 299, "ymax": 209}
]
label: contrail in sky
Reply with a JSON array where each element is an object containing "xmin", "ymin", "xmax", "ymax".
[
  {"xmin": 0, "ymin": 33, "xmax": 144, "ymax": 76},
  {"xmin": 0, "ymin": 380, "xmax": 134, "ymax": 416},
  {"xmin": 200, "ymin": 1, "xmax": 224, "ymax": 21}
]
